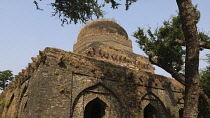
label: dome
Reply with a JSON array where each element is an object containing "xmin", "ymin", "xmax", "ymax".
[
  {"xmin": 73, "ymin": 19, "xmax": 132, "ymax": 53},
  {"xmin": 77, "ymin": 19, "xmax": 128, "ymax": 41}
]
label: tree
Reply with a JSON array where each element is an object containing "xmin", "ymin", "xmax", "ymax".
[
  {"xmin": 200, "ymin": 55, "xmax": 210, "ymax": 98},
  {"xmin": 0, "ymin": 70, "xmax": 13, "ymax": 90},
  {"xmin": 33, "ymin": 0, "xmax": 208, "ymax": 117},
  {"xmin": 133, "ymin": 4, "xmax": 210, "ymax": 118},
  {"xmin": 33, "ymin": 0, "xmax": 137, "ymax": 25},
  {"xmin": 199, "ymin": 55, "xmax": 210, "ymax": 117}
]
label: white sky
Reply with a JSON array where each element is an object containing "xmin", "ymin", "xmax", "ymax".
[{"xmin": 0, "ymin": 0, "xmax": 210, "ymax": 77}]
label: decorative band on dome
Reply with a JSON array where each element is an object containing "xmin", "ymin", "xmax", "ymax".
[{"xmin": 77, "ymin": 19, "xmax": 128, "ymax": 41}]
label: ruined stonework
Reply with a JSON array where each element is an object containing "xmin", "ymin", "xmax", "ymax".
[{"xmin": 0, "ymin": 19, "xmax": 184, "ymax": 118}]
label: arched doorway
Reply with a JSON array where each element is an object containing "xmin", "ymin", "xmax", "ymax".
[
  {"xmin": 179, "ymin": 108, "xmax": 183, "ymax": 118},
  {"xmin": 84, "ymin": 97, "xmax": 106, "ymax": 118},
  {"xmin": 144, "ymin": 104, "xmax": 157, "ymax": 118},
  {"xmin": 141, "ymin": 92, "xmax": 169, "ymax": 118}
]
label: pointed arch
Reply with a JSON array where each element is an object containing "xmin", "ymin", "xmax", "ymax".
[
  {"xmin": 141, "ymin": 92, "xmax": 168, "ymax": 118},
  {"xmin": 84, "ymin": 97, "xmax": 106, "ymax": 118},
  {"xmin": 7, "ymin": 94, "xmax": 14, "ymax": 109},
  {"xmin": 71, "ymin": 83, "xmax": 123, "ymax": 118},
  {"xmin": 142, "ymin": 92, "xmax": 161, "ymax": 100},
  {"xmin": 144, "ymin": 103, "xmax": 157, "ymax": 118},
  {"xmin": 179, "ymin": 108, "xmax": 183, "ymax": 118},
  {"xmin": 141, "ymin": 92, "xmax": 166, "ymax": 108}
]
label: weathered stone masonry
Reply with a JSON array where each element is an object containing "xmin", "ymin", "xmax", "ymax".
[{"xmin": 0, "ymin": 19, "xmax": 184, "ymax": 118}]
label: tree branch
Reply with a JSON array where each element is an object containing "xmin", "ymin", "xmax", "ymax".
[
  {"xmin": 149, "ymin": 56, "xmax": 185, "ymax": 85},
  {"xmin": 199, "ymin": 41, "xmax": 210, "ymax": 49},
  {"xmin": 33, "ymin": 1, "xmax": 43, "ymax": 11},
  {"xmin": 149, "ymin": 55, "xmax": 210, "ymax": 116},
  {"xmin": 175, "ymin": 39, "xmax": 210, "ymax": 49}
]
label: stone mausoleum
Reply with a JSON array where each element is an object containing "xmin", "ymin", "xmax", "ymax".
[{"xmin": 0, "ymin": 19, "xmax": 184, "ymax": 118}]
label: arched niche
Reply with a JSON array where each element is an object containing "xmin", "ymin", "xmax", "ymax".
[
  {"xmin": 7, "ymin": 94, "xmax": 14, "ymax": 109},
  {"xmin": 84, "ymin": 97, "xmax": 106, "ymax": 118},
  {"xmin": 179, "ymin": 108, "xmax": 183, "ymax": 118},
  {"xmin": 141, "ymin": 92, "xmax": 168, "ymax": 118},
  {"xmin": 144, "ymin": 103, "xmax": 157, "ymax": 118},
  {"xmin": 17, "ymin": 85, "xmax": 29, "ymax": 118},
  {"xmin": 71, "ymin": 83, "xmax": 122, "ymax": 118}
]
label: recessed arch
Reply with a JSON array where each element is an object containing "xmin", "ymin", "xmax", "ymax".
[
  {"xmin": 71, "ymin": 83, "xmax": 123, "ymax": 118},
  {"xmin": 144, "ymin": 103, "xmax": 157, "ymax": 118},
  {"xmin": 142, "ymin": 92, "xmax": 161, "ymax": 101},
  {"xmin": 141, "ymin": 92, "xmax": 168, "ymax": 118},
  {"xmin": 179, "ymin": 108, "xmax": 183, "ymax": 118},
  {"xmin": 84, "ymin": 97, "xmax": 106, "ymax": 118},
  {"xmin": 20, "ymin": 85, "xmax": 27, "ymax": 102},
  {"xmin": 141, "ymin": 92, "xmax": 166, "ymax": 108},
  {"xmin": 7, "ymin": 94, "xmax": 14, "ymax": 109}
]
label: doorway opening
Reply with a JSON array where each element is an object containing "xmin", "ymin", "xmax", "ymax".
[
  {"xmin": 84, "ymin": 97, "xmax": 106, "ymax": 118},
  {"xmin": 144, "ymin": 104, "xmax": 157, "ymax": 118},
  {"xmin": 179, "ymin": 108, "xmax": 183, "ymax": 118}
]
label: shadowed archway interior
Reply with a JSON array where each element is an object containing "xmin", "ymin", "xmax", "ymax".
[
  {"xmin": 144, "ymin": 104, "xmax": 157, "ymax": 118},
  {"xmin": 179, "ymin": 108, "xmax": 183, "ymax": 118},
  {"xmin": 84, "ymin": 97, "xmax": 106, "ymax": 118}
]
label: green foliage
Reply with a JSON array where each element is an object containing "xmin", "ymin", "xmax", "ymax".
[
  {"xmin": 51, "ymin": 0, "xmax": 104, "ymax": 25},
  {"xmin": 200, "ymin": 54, "xmax": 210, "ymax": 98},
  {"xmin": 193, "ymin": 5, "xmax": 201, "ymax": 24},
  {"xmin": 198, "ymin": 97, "xmax": 208, "ymax": 118},
  {"xmin": 133, "ymin": 6, "xmax": 210, "ymax": 73},
  {"xmin": 199, "ymin": 54, "xmax": 210, "ymax": 117},
  {"xmin": 200, "ymin": 70, "xmax": 210, "ymax": 97},
  {"xmin": 33, "ymin": 0, "xmax": 137, "ymax": 25},
  {"xmin": 199, "ymin": 32, "xmax": 210, "ymax": 50},
  {"xmin": 133, "ymin": 15, "xmax": 185, "ymax": 72},
  {"xmin": 0, "ymin": 70, "xmax": 13, "ymax": 90}
]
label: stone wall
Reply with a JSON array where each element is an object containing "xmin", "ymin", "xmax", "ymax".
[{"xmin": 0, "ymin": 47, "xmax": 184, "ymax": 118}]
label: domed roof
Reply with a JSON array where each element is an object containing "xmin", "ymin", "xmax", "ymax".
[{"xmin": 77, "ymin": 19, "xmax": 128, "ymax": 41}]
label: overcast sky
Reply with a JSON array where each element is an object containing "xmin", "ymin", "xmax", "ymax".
[{"xmin": 0, "ymin": 0, "xmax": 210, "ymax": 77}]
